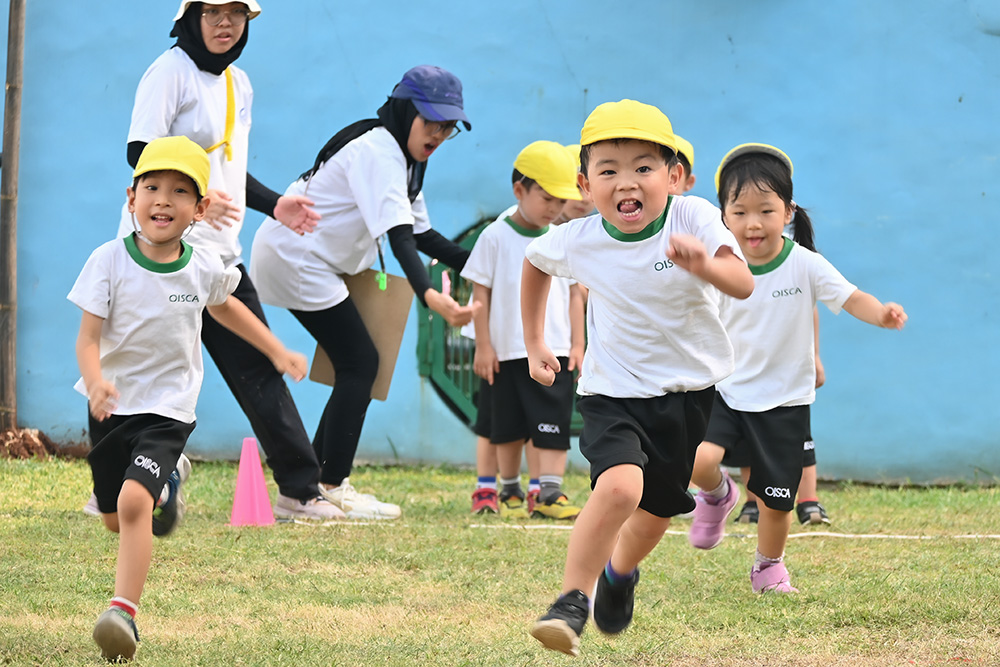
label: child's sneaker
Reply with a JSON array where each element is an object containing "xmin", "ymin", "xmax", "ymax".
[
  {"xmin": 498, "ymin": 489, "xmax": 529, "ymax": 519},
  {"xmin": 319, "ymin": 478, "xmax": 401, "ymax": 520},
  {"xmin": 152, "ymin": 454, "xmax": 190, "ymax": 537},
  {"xmin": 92, "ymin": 608, "xmax": 140, "ymax": 662},
  {"xmin": 593, "ymin": 567, "xmax": 639, "ymax": 635},
  {"xmin": 530, "ymin": 589, "xmax": 589, "ymax": 657},
  {"xmin": 735, "ymin": 500, "xmax": 759, "ymax": 524},
  {"xmin": 750, "ymin": 561, "xmax": 799, "ymax": 594},
  {"xmin": 82, "ymin": 492, "xmax": 101, "ymax": 517},
  {"xmin": 532, "ymin": 494, "xmax": 581, "ymax": 520},
  {"xmin": 274, "ymin": 493, "xmax": 346, "ymax": 521},
  {"xmin": 688, "ymin": 471, "xmax": 739, "ymax": 550},
  {"xmin": 796, "ymin": 500, "xmax": 831, "ymax": 525},
  {"xmin": 526, "ymin": 489, "xmax": 540, "ymax": 514},
  {"xmin": 471, "ymin": 488, "xmax": 498, "ymax": 514}
]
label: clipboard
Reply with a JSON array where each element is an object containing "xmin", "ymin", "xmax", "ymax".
[{"xmin": 308, "ymin": 269, "xmax": 414, "ymax": 401}]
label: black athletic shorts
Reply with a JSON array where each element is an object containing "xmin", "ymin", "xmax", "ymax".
[
  {"xmin": 87, "ymin": 412, "xmax": 194, "ymax": 514},
  {"xmin": 472, "ymin": 378, "xmax": 492, "ymax": 438},
  {"xmin": 577, "ymin": 388, "xmax": 714, "ymax": 518},
  {"xmin": 705, "ymin": 393, "xmax": 810, "ymax": 512},
  {"xmin": 721, "ymin": 426, "xmax": 816, "ymax": 468},
  {"xmin": 488, "ymin": 357, "xmax": 573, "ymax": 450}
]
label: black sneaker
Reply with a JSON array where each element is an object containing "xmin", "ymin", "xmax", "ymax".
[
  {"xmin": 796, "ymin": 500, "xmax": 831, "ymax": 525},
  {"xmin": 530, "ymin": 589, "xmax": 589, "ymax": 657},
  {"xmin": 594, "ymin": 567, "xmax": 639, "ymax": 634},
  {"xmin": 734, "ymin": 501, "xmax": 759, "ymax": 524}
]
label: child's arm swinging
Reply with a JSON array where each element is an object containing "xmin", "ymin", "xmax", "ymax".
[
  {"xmin": 76, "ymin": 311, "xmax": 119, "ymax": 422},
  {"xmin": 842, "ymin": 290, "xmax": 908, "ymax": 330},
  {"xmin": 667, "ymin": 235, "xmax": 754, "ymax": 299},
  {"xmin": 521, "ymin": 258, "xmax": 560, "ymax": 387},
  {"xmin": 206, "ymin": 297, "xmax": 309, "ymax": 380},
  {"xmin": 568, "ymin": 283, "xmax": 586, "ymax": 373},
  {"xmin": 471, "ymin": 283, "xmax": 500, "ymax": 385}
]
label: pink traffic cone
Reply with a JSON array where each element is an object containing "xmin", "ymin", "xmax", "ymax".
[{"xmin": 228, "ymin": 437, "xmax": 275, "ymax": 526}]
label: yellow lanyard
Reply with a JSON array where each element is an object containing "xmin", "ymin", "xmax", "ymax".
[{"xmin": 205, "ymin": 67, "xmax": 234, "ymax": 162}]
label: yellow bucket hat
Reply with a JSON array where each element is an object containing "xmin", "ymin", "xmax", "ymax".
[
  {"xmin": 674, "ymin": 135, "xmax": 695, "ymax": 169},
  {"xmin": 564, "ymin": 143, "xmax": 582, "ymax": 170},
  {"xmin": 714, "ymin": 143, "xmax": 793, "ymax": 193},
  {"xmin": 580, "ymin": 99, "xmax": 676, "ymax": 151},
  {"xmin": 514, "ymin": 141, "xmax": 582, "ymax": 200},
  {"xmin": 133, "ymin": 136, "xmax": 211, "ymax": 197}
]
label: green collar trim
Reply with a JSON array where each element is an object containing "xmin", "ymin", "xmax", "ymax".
[
  {"xmin": 504, "ymin": 216, "xmax": 549, "ymax": 237},
  {"xmin": 748, "ymin": 236, "xmax": 794, "ymax": 275},
  {"xmin": 124, "ymin": 234, "xmax": 193, "ymax": 273},
  {"xmin": 601, "ymin": 196, "xmax": 671, "ymax": 242}
]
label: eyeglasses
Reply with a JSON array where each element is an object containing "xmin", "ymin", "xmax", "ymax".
[
  {"xmin": 202, "ymin": 7, "xmax": 251, "ymax": 26},
  {"xmin": 423, "ymin": 119, "xmax": 462, "ymax": 141}
]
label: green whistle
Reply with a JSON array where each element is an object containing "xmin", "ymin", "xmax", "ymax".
[{"xmin": 376, "ymin": 271, "xmax": 388, "ymax": 291}]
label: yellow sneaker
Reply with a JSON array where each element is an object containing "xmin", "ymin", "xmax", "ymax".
[
  {"xmin": 533, "ymin": 494, "xmax": 581, "ymax": 520},
  {"xmin": 499, "ymin": 491, "xmax": 530, "ymax": 519}
]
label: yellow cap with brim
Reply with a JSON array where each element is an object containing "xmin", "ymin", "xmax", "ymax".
[
  {"xmin": 674, "ymin": 135, "xmax": 694, "ymax": 170},
  {"xmin": 133, "ymin": 136, "xmax": 211, "ymax": 197},
  {"xmin": 514, "ymin": 141, "xmax": 582, "ymax": 201},
  {"xmin": 564, "ymin": 144, "xmax": 582, "ymax": 170},
  {"xmin": 714, "ymin": 143, "xmax": 793, "ymax": 193},
  {"xmin": 173, "ymin": 0, "xmax": 262, "ymax": 22},
  {"xmin": 580, "ymin": 99, "xmax": 676, "ymax": 151}
]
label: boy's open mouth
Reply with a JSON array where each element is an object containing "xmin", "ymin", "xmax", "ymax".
[{"xmin": 618, "ymin": 198, "xmax": 642, "ymax": 221}]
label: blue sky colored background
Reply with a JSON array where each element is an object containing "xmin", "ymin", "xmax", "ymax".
[{"xmin": 3, "ymin": 1, "xmax": 998, "ymax": 482}]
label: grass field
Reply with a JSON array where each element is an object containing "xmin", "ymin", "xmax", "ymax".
[{"xmin": 1, "ymin": 457, "xmax": 999, "ymax": 666}]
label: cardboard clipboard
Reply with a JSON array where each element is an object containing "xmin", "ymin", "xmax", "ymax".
[{"xmin": 308, "ymin": 269, "xmax": 414, "ymax": 401}]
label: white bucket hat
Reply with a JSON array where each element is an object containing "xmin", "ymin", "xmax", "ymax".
[{"xmin": 173, "ymin": 1, "xmax": 262, "ymax": 22}]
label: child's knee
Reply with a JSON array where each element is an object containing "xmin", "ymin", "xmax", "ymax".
[
  {"xmin": 594, "ymin": 465, "xmax": 643, "ymax": 511},
  {"xmin": 116, "ymin": 481, "xmax": 154, "ymax": 524}
]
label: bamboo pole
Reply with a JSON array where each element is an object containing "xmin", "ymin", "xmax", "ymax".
[{"xmin": 0, "ymin": 0, "xmax": 26, "ymax": 431}]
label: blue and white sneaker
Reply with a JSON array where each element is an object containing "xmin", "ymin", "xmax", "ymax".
[
  {"xmin": 93, "ymin": 607, "xmax": 140, "ymax": 662},
  {"xmin": 152, "ymin": 454, "xmax": 190, "ymax": 537}
]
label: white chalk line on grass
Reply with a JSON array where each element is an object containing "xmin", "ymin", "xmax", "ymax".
[{"xmin": 468, "ymin": 525, "xmax": 1000, "ymax": 540}]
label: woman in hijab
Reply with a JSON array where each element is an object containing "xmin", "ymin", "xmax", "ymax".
[
  {"xmin": 110, "ymin": 1, "xmax": 342, "ymax": 522},
  {"xmin": 250, "ymin": 65, "xmax": 478, "ymax": 520}
]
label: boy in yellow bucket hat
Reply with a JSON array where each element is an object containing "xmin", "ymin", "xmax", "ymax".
[
  {"xmin": 461, "ymin": 141, "xmax": 585, "ymax": 520},
  {"xmin": 521, "ymin": 101, "xmax": 754, "ymax": 656},
  {"xmin": 69, "ymin": 136, "xmax": 309, "ymax": 662}
]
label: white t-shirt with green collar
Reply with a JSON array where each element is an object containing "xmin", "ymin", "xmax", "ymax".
[
  {"xmin": 717, "ymin": 237, "xmax": 856, "ymax": 412},
  {"xmin": 461, "ymin": 214, "xmax": 572, "ymax": 362},
  {"xmin": 525, "ymin": 195, "xmax": 743, "ymax": 398},
  {"xmin": 68, "ymin": 236, "xmax": 241, "ymax": 423}
]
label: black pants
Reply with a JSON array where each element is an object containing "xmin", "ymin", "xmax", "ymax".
[
  {"xmin": 201, "ymin": 264, "xmax": 320, "ymax": 500},
  {"xmin": 291, "ymin": 297, "xmax": 378, "ymax": 486}
]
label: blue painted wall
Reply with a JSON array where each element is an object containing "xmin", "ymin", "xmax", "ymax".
[{"xmin": 5, "ymin": 1, "xmax": 998, "ymax": 482}]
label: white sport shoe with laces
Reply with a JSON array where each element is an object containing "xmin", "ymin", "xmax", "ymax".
[
  {"xmin": 319, "ymin": 478, "xmax": 401, "ymax": 520},
  {"xmin": 274, "ymin": 493, "xmax": 346, "ymax": 521}
]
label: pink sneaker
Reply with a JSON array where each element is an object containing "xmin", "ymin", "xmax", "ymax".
[
  {"xmin": 750, "ymin": 562, "xmax": 799, "ymax": 593},
  {"xmin": 688, "ymin": 471, "xmax": 739, "ymax": 550}
]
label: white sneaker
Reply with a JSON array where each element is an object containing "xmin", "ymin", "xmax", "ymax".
[
  {"xmin": 319, "ymin": 478, "xmax": 401, "ymax": 520},
  {"xmin": 82, "ymin": 492, "xmax": 101, "ymax": 517},
  {"xmin": 274, "ymin": 494, "xmax": 346, "ymax": 522}
]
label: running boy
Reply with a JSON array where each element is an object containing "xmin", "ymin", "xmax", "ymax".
[
  {"xmin": 463, "ymin": 140, "xmax": 585, "ymax": 520},
  {"xmin": 687, "ymin": 143, "xmax": 906, "ymax": 594},
  {"xmin": 70, "ymin": 136, "xmax": 308, "ymax": 662},
  {"xmin": 522, "ymin": 100, "xmax": 754, "ymax": 656}
]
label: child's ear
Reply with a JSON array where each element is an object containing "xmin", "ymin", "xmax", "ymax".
[
  {"xmin": 577, "ymin": 171, "xmax": 592, "ymax": 199},
  {"xmin": 512, "ymin": 180, "xmax": 526, "ymax": 201},
  {"xmin": 192, "ymin": 196, "xmax": 211, "ymax": 222},
  {"xmin": 684, "ymin": 174, "xmax": 697, "ymax": 193},
  {"xmin": 125, "ymin": 186, "xmax": 136, "ymax": 212}
]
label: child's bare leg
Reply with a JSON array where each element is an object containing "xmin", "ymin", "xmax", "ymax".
[
  {"xmin": 690, "ymin": 441, "xmax": 726, "ymax": 490},
  {"xmin": 609, "ymin": 508, "xmax": 670, "ymax": 574},
  {"xmin": 476, "ymin": 436, "xmax": 497, "ymax": 477},
  {"xmin": 757, "ymin": 503, "xmax": 792, "ymax": 559},
  {"xmin": 561, "ymin": 464, "xmax": 642, "ymax": 594},
  {"xmin": 741, "ymin": 467, "xmax": 758, "ymax": 503},
  {"xmin": 496, "ymin": 441, "xmax": 525, "ymax": 481},
  {"xmin": 797, "ymin": 465, "xmax": 818, "ymax": 501},
  {"xmin": 525, "ymin": 439, "xmax": 541, "ymax": 481},
  {"xmin": 114, "ymin": 480, "xmax": 154, "ymax": 603}
]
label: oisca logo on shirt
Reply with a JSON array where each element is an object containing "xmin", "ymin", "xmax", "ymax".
[{"xmin": 169, "ymin": 294, "xmax": 200, "ymax": 302}]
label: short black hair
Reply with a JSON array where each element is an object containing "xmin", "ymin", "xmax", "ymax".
[
  {"xmin": 132, "ymin": 170, "xmax": 204, "ymax": 203},
  {"xmin": 511, "ymin": 168, "xmax": 537, "ymax": 191},
  {"xmin": 579, "ymin": 139, "xmax": 677, "ymax": 177}
]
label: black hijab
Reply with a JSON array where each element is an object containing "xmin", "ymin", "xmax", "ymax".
[
  {"xmin": 170, "ymin": 2, "xmax": 249, "ymax": 76},
  {"xmin": 300, "ymin": 97, "xmax": 425, "ymax": 203}
]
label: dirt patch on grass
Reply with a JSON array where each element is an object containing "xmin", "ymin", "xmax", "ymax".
[{"xmin": 0, "ymin": 428, "xmax": 89, "ymax": 459}]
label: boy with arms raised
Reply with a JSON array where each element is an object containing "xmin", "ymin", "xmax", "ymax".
[
  {"xmin": 521, "ymin": 100, "xmax": 754, "ymax": 656},
  {"xmin": 462, "ymin": 141, "xmax": 585, "ymax": 519},
  {"xmin": 70, "ymin": 136, "xmax": 308, "ymax": 661}
]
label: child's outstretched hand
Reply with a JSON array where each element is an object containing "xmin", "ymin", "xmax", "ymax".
[
  {"xmin": 272, "ymin": 350, "xmax": 309, "ymax": 382},
  {"xmin": 879, "ymin": 303, "xmax": 908, "ymax": 330},
  {"xmin": 426, "ymin": 289, "xmax": 480, "ymax": 327},
  {"xmin": 527, "ymin": 343, "xmax": 561, "ymax": 387},
  {"xmin": 203, "ymin": 188, "xmax": 242, "ymax": 230},
  {"xmin": 666, "ymin": 234, "xmax": 709, "ymax": 275},
  {"xmin": 87, "ymin": 379, "xmax": 119, "ymax": 422}
]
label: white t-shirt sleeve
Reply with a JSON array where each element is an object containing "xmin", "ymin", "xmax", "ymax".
[
  {"xmin": 67, "ymin": 244, "xmax": 113, "ymax": 318},
  {"xmin": 127, "ymin": 54, "xmax": 187, "ymax": 144},
  {"xmin": 346, "ymin": 138, "xmax": 415, "ymax": 239},
  {"xmin": 460, "ymin": 226, "xmax": 498, "ymax": 288},
  {"xmin": 810, "ymin": 251, "xmax": 857, "ymax": 314},
  {"xmin": 524, "ymin": 223, "xmax": 574, "ymax": 279},
  {"xmin": 411, "ymin": 192, "xmax": 432, "ymax": 235},
  {"xmin": 683, "ymin": 196, "xmax": 745, "ymax": 262},
  {"xmin": 207, "ymin": 264, "xmax": 243, "ymax": 306}
]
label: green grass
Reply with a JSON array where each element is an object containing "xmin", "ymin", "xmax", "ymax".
[{"xmin": 2, "ymin": 458, "xmax": 999, "ymax": 666}]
